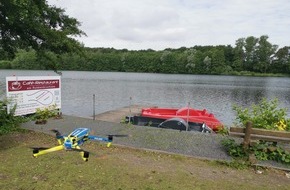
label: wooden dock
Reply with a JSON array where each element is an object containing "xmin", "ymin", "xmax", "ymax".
[{"xmin": 94, "ymin": 105, "xmax": 145, "ymax": 123}]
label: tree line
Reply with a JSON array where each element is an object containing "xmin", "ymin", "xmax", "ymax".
[
  {"xmin": 0, "ymin": 2, "xmax": 289, "ymax": 76},
  {"xmin": 0, "ymin": 35, "xmax": 289, "ymax": 75}
]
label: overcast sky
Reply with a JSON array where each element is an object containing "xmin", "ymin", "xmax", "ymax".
[{"xmin": 47, "ymin": 0, "xmax": 290, "ymax": 50}]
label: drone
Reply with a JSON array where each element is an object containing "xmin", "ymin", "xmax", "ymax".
[{"xmin": 32, "ymin": 128, "xmax": 127, "ymax": 161}]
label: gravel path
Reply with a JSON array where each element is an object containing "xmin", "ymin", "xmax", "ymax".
[
  {"xmin": 21, "ymin": 115, "xmax": 290, "ymax": 171},
  {"xmin": 21, "ymin": 115, "xmax": 232, "ymax": 161}
]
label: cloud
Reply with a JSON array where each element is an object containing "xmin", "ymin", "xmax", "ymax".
[
  {"xmin": 47, "ymin": 0, "xmax": 290, "ymax": 50},
  {"xmin": 108, "ymin": 6, "xmax": 186, "ymax": 42}
]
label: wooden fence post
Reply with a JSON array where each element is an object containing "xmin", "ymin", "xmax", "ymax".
[{"xmin": 243, "ymin": 121, "xmax": 252, "ymax": 149}]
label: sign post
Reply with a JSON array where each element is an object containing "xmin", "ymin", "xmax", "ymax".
[{"xmin": 6, "ymin": 76, "xmax": 61, "ymax": 116}]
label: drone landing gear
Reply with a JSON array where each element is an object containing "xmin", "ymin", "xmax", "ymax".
[
  {"xmin": 32, "ymin": 149, "xmax": 39, "ymax": 158},
  {"xmin": 82, "ymin": 151, "xmax": 89, "ymax": 161}
]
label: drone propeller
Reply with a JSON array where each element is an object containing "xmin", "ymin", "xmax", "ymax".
[
  {"xmin": 107, "ymin": 134, "xmax": 128, "ymax": 141},
  {"xmin": 31, "ymin": 147, "xmax": 50, "ymax": 150},
  {"xmin": 108, "ymin": 134, "xmax": 129, "ymax": 137},
  {"xmin": 107, "ymin": 134, "xmax": 129, "ymax": 147},
  {"xmin": 90, "ymin": 128, "xmax": 129, "ymax": 141},
  {"xmin": 50, "ymin": 129, "xmax": 62, "ymax": 137},
  {"xmin": 68, "ymin": 148, "xmax": 86, "ymax": 152},
  {"xmin": 31, "ymin": 147, "xmax": 50, "ymax": 152},
  {"xmin": 31, "ymin": 147, "xmax": 51, "ymax": 154},
  {"xmin": 107, "ymin": 134, "xmax": 129, "ymax": 139}
]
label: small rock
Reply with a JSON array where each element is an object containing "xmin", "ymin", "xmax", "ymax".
[
  {"xmin": 256, "ymin": 170, "xmax": 263, "ymax": 174},
  {"xmin": 267, "ymin": 146, "xmax": 277, "ymax": 152},
  {"xmin": 285, "ymin": 172, "xmax": 290, "ymax": 178},
  {"xmin": 248, "ymin": 154, "xmax": 257, "ymax": 165}
]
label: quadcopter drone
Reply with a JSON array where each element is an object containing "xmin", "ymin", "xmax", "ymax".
[{"xmin": 32, "ymin": 128, "xmax": 127, "ymax": 161}]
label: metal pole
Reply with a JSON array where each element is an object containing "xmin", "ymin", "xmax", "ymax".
[
  {"xmin": 129, "ymin": 96, "xmax": 132, "ymax": 114},
  {"xmin": 186, "ymin": 102, "xmax": 190, "ymax": 131},
  {"xmin": 93, "ymin": 94, "xmax": 95, "ymax": 120}
]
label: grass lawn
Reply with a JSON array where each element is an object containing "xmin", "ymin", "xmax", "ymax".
[{"xmin": 0, "ymin": 130, "xmax": 289, "ymax": 190}]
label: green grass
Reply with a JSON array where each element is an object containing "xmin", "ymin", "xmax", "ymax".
[{"xmin": 1, "ymin": 131, "xmax": 290, "ymax": 190}]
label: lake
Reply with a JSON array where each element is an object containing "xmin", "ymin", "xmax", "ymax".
[{"xmin": 1, "ymin": 70, "xmax": 290, "ymax": 126}]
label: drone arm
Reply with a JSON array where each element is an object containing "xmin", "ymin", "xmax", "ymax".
[
  {"xmin": 33, "ymin": 145, "xmax": 64, "ymax": 157},
  {"xmin": 56, "ymin": 135, "xmax": 64, "ymax": 139},
  {"xmin": 56, "ymin": 136, "xmax": 65, "ymax": 145},
  {"xmin": 51, "ymin": 129, "xmax": 65, "ymax": 145},
  {"xmin": 88, "ymin": 135, "xmax": 112, "ymax": 147},
  {"xmin": 88, "ymin": 135, "xmax": 112, "ymax": 142}
]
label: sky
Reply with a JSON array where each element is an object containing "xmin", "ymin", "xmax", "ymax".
[{"xmin": 47, "ymin": 0, "xmax": 290, "ymax": 50}]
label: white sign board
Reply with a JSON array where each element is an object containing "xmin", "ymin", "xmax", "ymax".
[{"xmin": 6, "ymin": 76, "xmax": 61, "ymax": 116}]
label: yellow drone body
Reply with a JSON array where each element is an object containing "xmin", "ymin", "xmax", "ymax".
[{"xmin": 32, "ymin": 128, "xmax": 126, "ymax": 161}]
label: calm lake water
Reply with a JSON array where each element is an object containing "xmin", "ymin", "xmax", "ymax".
[{"xmin": 1, "ymin": 70, "xmax": 290, "ymax": 126}]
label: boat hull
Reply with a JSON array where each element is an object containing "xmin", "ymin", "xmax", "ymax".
[
  {"xmin": 140, "ymin": 107, "xmax": 223, "ymax": 131},
  {"xmin": 125, "ymin": 115, "xmax": 213, "ymax": 132}
]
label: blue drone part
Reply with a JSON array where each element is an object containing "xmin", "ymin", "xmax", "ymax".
[{"xmin": 32, "ymin": 127, "xmax": 127, "ymax": 161}]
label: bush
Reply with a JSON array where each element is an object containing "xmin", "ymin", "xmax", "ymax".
[
  {"xmin": 0, "ymin": 60, "xmax": 12, "ymax": 69},
  {"xmin": 222, "ymin": 138, "xmax": 290, "ymax": 165},
  {"xmin": 222, "ymin": 98, "xmax": 290, "ymax": 165},
  {"xmin": 0, "ymin": 99, "xmax": 27, "ymax": 135},
  {"xmin": 233, "ymin": 98, "xmax": 290, "ymax": 131},
  {"xmin": 33, "ymin": 104, "xmax": 58, "ymax": 124}
]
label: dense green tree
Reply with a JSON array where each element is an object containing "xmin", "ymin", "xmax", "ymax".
[
  {"xmin": 2, "ymin": 33, "xmax": 288, "ymax": 76},
  {"xmin": 0, "ymin": 60, "xmax": 11, "ymax": 69},
  {"xmin": 160, "ymin": 50, "xmax": 175, "ymax": 73},
  {"xmin": 244, "ymin": 36, "xmax": 259, "ymax": 71},
  {"xmin": 194, "ymin": 51, "xmax": 206, "ymax": 74},
  {"xmin": 209, "ymin": 48, "xmax": 226, "ymax": 74},
  {"xmin": 0, "ymin": 0, "xmax": 85, "ymax": 59},
  {"xmin": 203, "ymin": 56, "xmax": 211, "ymax": 73},
  {"xmin": 232, "ymin": 38, "xmax": 245, "ymax": 71},
  {"xmin": 10, "ymin": 49, "xmax": 39, "ymax": 69},
  {"xmin": 142, "ymin": 51, "xmax": 162, "ymax": 73},
  {"xmin": 223, "ymin": 45, "xmax": 235, "ymax": 66},
  {"xmin": 182, "ymin": 48, "xmax": 209, "ymax": 74},
  {"xmin": 255, "ymin": 35, "xmax": 278, "ymax": 73},
  {"xmin": 271, "ymin": 46, "xmax": 290, "ymax": 74},
  {"xmin": 184, "ymin": 48, "xmax": 197, "ymax": 73}
]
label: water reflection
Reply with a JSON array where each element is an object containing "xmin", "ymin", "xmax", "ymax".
[{"xmin": 231, "ymin": 88, "xmax": 265, "ymax": 107}]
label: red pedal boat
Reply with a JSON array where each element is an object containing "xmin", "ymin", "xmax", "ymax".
[{"xmin": 141, "ymin": 107, "xmax": 223, "ymax": 131}]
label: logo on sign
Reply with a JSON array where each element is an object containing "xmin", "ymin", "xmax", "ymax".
[{"xmin": 10, "ymin": 81, "xmax": 22, "ymax": 91}]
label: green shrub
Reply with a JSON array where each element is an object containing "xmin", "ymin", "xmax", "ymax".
[
  {"xmin": 0, "ymin": 60, "xmax": 12, "ymax": 69},
  {"xmin": 222, "ymin": 138, "xmax": 290, "ymax": 165},
  {"xmin": 221, "ymin": 139, "xmax": 248, "ymax": 158},
  {"xmin": 233, "ymin": 98, "xmax": 290, "ymax": 131},
  {"xmin": 222, "ymin": 99, "xmax": 290, "ymax": 165},
  {"xmin": 33, "ymin": 104, "xmax": 58, "ymax": 124},
  {"xmin": 0, "ymin": 99, "xmax": 27, "ymax": 135},
  {"xmin": 216, "ymin": 126, "xmax": 229, "ymax": 135}
]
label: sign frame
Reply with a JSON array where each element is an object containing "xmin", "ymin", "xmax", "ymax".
[{"xmin": 6, "ymin": 76, "xmax": 61, "ymax": 116}]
